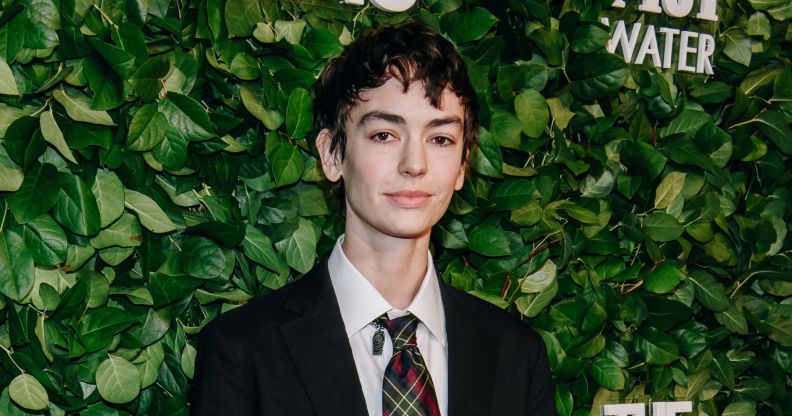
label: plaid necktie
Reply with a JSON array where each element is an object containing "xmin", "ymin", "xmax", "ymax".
[{"xmin": 378, "ymin": 313, "xmax": 441, "ymax": 416}]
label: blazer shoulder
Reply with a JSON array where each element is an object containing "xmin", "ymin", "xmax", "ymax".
[{"xmin": 200, "ymin": 259, "xmax": 329, "ymax": 341}]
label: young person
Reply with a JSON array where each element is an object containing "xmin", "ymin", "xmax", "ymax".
[{"xmin": 191, "ymin": 21, "xmax": 555, "ymax": 416}]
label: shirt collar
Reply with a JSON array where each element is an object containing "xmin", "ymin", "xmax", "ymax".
[{"xmin": 328, "ymin": 235, "xmax": 446, "ymax": 346}]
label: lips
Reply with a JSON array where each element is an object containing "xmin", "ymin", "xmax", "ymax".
[{"xmin": 385, "ymin": 190, "xmax": 432, "ymax": 208}]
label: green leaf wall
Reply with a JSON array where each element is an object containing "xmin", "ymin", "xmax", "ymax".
[{"xmin": 0, "ymin": 0, "xmax": 790, "ymax": 414}]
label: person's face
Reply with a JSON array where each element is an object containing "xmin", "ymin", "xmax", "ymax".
[{"xmin": 317, "ymin": 77, "xmax": 466, "ymax": 241}]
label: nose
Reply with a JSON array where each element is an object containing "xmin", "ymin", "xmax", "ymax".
[{"xmin": 398, "ymin": 136, "xmax": 427, "ymax": 177}]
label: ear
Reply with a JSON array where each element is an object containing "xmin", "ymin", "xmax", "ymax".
[
  {"xmin": 316, "ymin": 129, "xmax": 343, "ymax": 183},
  {"xmin": 454, "ymin": 161, "xmax": 466, "ymax": 191}
]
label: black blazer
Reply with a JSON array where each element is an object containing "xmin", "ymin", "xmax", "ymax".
[{"xmin": 191, "ymin": 257, "xmax": 555, "ymax": 415}]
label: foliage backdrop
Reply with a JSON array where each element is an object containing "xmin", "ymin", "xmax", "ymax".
[{"xmin": 0, "ymin": 0, "xmax": 790, "ymax": 414}]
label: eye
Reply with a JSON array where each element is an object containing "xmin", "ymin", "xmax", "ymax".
[
  {"xmin": 370, "ymin": 132, "xmax": 394, "ymax": 143},
  {"xmin": 430, "ymin": 136, "xmax": 455, "ymax": 146}
]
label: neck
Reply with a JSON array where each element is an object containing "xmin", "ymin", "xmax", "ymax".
[{"xmin": 342, "ymin": 229, "xmax": 431, "ymax": 310}]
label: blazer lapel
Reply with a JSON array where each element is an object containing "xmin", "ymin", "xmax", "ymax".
[
  {"xmin": 280, "ymin": 259, "xmax": 368, "ymax": 416},
  {"xmin": 442, "ymin": 283, "xmax": 497, "ymax": 416}
]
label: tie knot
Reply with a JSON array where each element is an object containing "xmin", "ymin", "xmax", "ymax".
[{"xmin": 378, "ymin": 313, "xmax": 419, "ymax": 351}]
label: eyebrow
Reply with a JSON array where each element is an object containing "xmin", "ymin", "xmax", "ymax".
[{"xmin": 357, "ymin": 111, "xmax": 463, "ymax": 129}]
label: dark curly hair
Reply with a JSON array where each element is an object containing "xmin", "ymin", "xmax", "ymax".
[{"xmin": 312, "ymin": 20, "xmax": 479, "ymax": 162}]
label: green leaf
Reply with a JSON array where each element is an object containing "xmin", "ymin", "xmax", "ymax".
[
  {"xmin": 515, "ymin": 278, "xmax": 558, "ymax": 318},
  {"xmin": 514, "ymin": 89, "xmax": 548, "ymax": 138},
  {"xmin": 643, "ymin": 264, "xmax": 684, "ymax": 294},
  {"xmin": 635, "ymin": 327, "xmax": 680, "ymax": 365},
  {"xmin": 21, "ymin": 0, "xmax": 59, "ymax": 49},
  {"xmin": 654, "ymin": 172, "xmax": 686, "ymax": 209},
  {"xmin": 127, "ymin": 104, "xmax": 168, "ymax": 151},
  {"xmin": 229, "ymin": 53, "xmax": 259, "ymax": 80},
  {"xmin": 87, "ymin": 37, "xmax": 135, "ymax": 79},
  {"xmin": 748, "ymin": 0, "xmax": 786, "ymax": 10},
  {"xmin": 96, "ymin": 356, "xmax": 142, "ymax": 404},
  {"xmin": 275, "ymin": 218, "xmax": 317, "ymax": 274},
  {"xmin": 468, "ymin": 225, "xmax": 510, "ymax": 256},
  {"xmin": 52, "ymin": 87, "xmax": 115, "ymax": 126},
  {"xmin": 242, "ymin": 225, "xmax": 281, "ymax": 272},
  {"xmin": 8, "ymin": 374, "xmax": 48, "ymax": 411},
  {"xmin": 266, "ymin": 132, "xmax": 304, "ymax": 187},
  {"xmin": 274, "ymin": 20, "xmax": 306, "ymax": 45},
  {"xmin": 591, "ymin": 357, "xmax": 625, "ymax": 390},
  {"xmin": 240, "ymin": 85, "xmax": 283, "ymax": 130},
  {"xmin": 130, "ymin": 55, "xmax": 171, "ymax": 101},
  {"xmin": 225, "ymin": 0, "xmax": 263, "ymax": 37},
  {"xmin": 0, "ymin": 145, "xmax": 23, "ymax": 191},
  {"xmin": 688, "ymin": 270, "xmax": 729, "ymax": 312},
  {"xmin": 620, "ymin": 141, "xmax": 666, "ymax": 180},
  {"xmin": 569, "ymin": 53, "xmax": 626, "ymax": 101},
  {"xmin": 90, "ymin": 212, "xmax": 142, "ymax": 249},
  {"xmin": 0, "ymin": 58, "xmax": 19, "ymax": 95},
  {"xmin": 303, "ymin": 28, "xmax": 342, "ymax": 59},
  {"xmin": 78, "ymin": 307, "xmax": 136, "ymax": 351},
  {"xmin": 722, "ymin": 30, "xmax": 752, "ymax": 67},
  {"xmin": 659, "ymin": 109, "xmax": 710, "ymax": 138},
  {"xmin": 40, "ymin": 109, "xmax": 77, "ymax": 163},
  {"xmin": 471, "ymin": 128, "xmax": 503, "ymax": 178},
  {"xmin": 754, "ymin": 111, "xmax": 792, "ymax": 155},
  {"xmin": 159, "ymin": 93, "xmax": 214, "ymax": 142},
  {"xmin": 0, "ymin": 230, "xmax": 35, "ymax": 301},
  {"xmin": 440, "ymin": 6, "xmax": 498, "ymax": 43},
  {"xmin": 6, "ymin": 163, "xmax": 59, "ymax": 224},
  {"xmin": 136, "ymin": 343, "xmax": 165, "ymax": 389},
  {"xmin": 571, "ymin": 23, "xmax": 609, "ymax": 53},
  {"xmin": 22, "ymin": 214, "xmax": 67, "ymax": 267},
  {"xmin": 52, "ymin": 173, "xmax": 101, "ymax": 236},
  {"xmin": 180, "ymin": 236, "xmax": 225, "ymax": 279},
  {"xmin": 643, "ymin": 213, "xmax": 683, "ymax": 242},
  {"xmin": 520, "ymin": 259, "xmax": 557, "ymax": 293},
  {"xmin": 285, "ymin": 87, "xmax": 312, "ymax": 139},
  {"xmin": 92, "ymin": 170, "xmax": 125, "ymax": 228},
  {"xmin": 489, "ymin": 108, "xmax": 522, "ymax": 149},
  {"xmin": 124, "ymin": 189, "xmax": 176, "ymax": 233},
  {"xmin": 721, "ymin": 402, "xmax": 756, "ymax": 416}
]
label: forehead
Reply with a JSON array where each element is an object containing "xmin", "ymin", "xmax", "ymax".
[{"xmin": 348, "ymin": 78, "xmax": 464, "ymax": 124}]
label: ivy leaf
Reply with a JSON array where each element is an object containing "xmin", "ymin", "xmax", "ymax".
[
  {"xmin": 225, "ymin": 0, "xmax": 263, "ymax": 37},
  {"xmin": 96, "ymin": 357, "xmax": 141, "ymax": 404},
  {"xmin": 124, "ymin": 189, "xmax": 176, "ymax": 234},
  {"xmin": 273, "ymin": 20, "xmax": 306, "ymax": 45},
  {"xmin": 8, "ymin": 374, "xmax": 48, "ymax": 411}
]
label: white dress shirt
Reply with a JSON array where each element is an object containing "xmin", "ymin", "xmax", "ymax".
[{"xmin": 327, "ymin": 236, "xmax": 448, "ymax": 416}]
